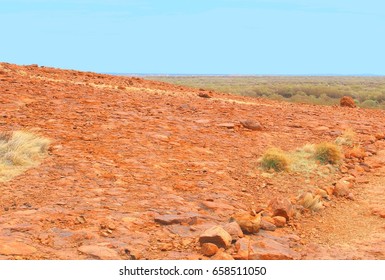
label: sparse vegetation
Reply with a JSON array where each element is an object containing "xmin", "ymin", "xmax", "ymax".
[
  {"xmin": 259, "ymin": 148, "xmax": 290, "ymax": 172},
  {"xmin": 314, "ymin": 142, "xmax": 342, "ymax": 165},
  {"xmin": 289, "ymin": 144, "xmax": 318, "ymax": 174},
  {"xmin": 335, "ymin": 129, "xmax": 356, "ymax": 147},
  {"xmin": 0, "ymin": 130, "xmax": 50, "ymax": 182},
  {"xmin": 147, "ymin": 76, "xmax": 385, "ymax": 109},
  {"xmin": 260, "ymin": 142, "xmax": 342, "ymax": 173},
  {"xmin": 297, "ymin": 192, "xmax": 324, "ymax": 212}
]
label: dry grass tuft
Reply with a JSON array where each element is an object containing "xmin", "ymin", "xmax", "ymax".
[
  {"xmin": 314, "ymin": 142, "xmax": 342, "ymax": 165},
  {"xmin": 289, "ymin": 144, "xmax": 318, "ymax": 174},
  {"xmin": 335, "ymin": 129, "xmax": 356, "ymax": 147},
  {"xmin": 259, "ymin": 148, "xmax": 290, "ymax": 172},
  {"xmin": 0, "ymin": 130, "xmax": 50, "ymax": 182},
  {"xmin": 297, "ymin": 192, "xmax": 324, "ymax": 212}
]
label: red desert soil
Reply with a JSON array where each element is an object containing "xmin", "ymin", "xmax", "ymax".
[{"xmin": 0, "ymin": 62, "xmax": 385, "ymax": 260}]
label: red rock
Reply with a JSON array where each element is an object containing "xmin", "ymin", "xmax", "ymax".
[
  {"xmin": 201, "ymin": 243, "xmax": 218, "ymax": 257},
  {"xmin": 240, "ymin": 120, "xmax": 263, "ymax": 131},
  {"xmin": 272, "ymin": 216, "xmax": 287, "ymax": 227},
  {"xmin": 154, "ymin": 214, "xmax": 198, "ymax": 225},
  {"xmin": 268, "ymin": 197, "xmax": 293, "ymax": 220},
  {"xmin": 340, "ymin": 175, "xmax": 356, "ymax": 183},
  {"xmin": 249, "ymin": 236, "xmax": 300, "ymax": 260},
  {"xmin": 223, "ymin": 221, "xmax": 244, "ymax": 241},
  {"xmin": 313, "ymin": 126, "xmax": 330, "ymax": 132},
  {"xmin": 347, "ymin": 193, "xmax": 355, "ymax": 200},
  {"xmin": 199, "ymin": 226, "xmax": 232, "ymax": 249},
  {"xmin": 217, "ymin": 123, "xmax": 235, "ymax": 129},
  {"xmin": 210, "ymin": 249, "xmax": 234, "ymax": 260},
  {"xmin": 340, "ymin": 96, "xmax": 356, "ymax": 108},
  {"xmin": 375, "ymin": 133, "xmax": 385, "ymax": 140},
  {"xmin": 122, "ymin": 247, "xmax": 142, "ymax": 260},
  {"xmin": 2, "ymin": 62, "xmax": 385, "ymax": 261},
  {"xmin": 234, "ymin": 238, "xmax": 250, "ymax": 260},
  {"xmin": 198, "ymin": 92, "xmax": 212, "ymax": 98},
  {"xmin": 372, "ymin": 209, "xmax": 385, "ymax": 218},
  {"xmin": 0, "ymin": 241, "xmax": 37, "ymax": 256},
  {"xmin": 333, "ymin": 179, "xmax": 352, "ymax": 197},
  {"xmin": 78, "ymin": 245, "xmax": 120, "ymax": 260},
  {"xmin": 356, "ymin": 178, "xmax": 369, "ymax": 184},
  {"xmin": 345, "ymin": 147, "xmax": 366, "ymax": 159},
  {"xmin": 260, "ymin": 218, "xmax": 277, "ymax": 231},
  {"xmin": 201, "ymin": 201, "xmax": 235, "ymax": 211},
  {"xmin": 231, "ymin": 212, "xmax": 261, "ymax": 234}
]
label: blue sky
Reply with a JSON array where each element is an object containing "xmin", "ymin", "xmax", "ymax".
[{"xmin": 1, "ymin": 0, "xmax": 384, "ymax": 75}]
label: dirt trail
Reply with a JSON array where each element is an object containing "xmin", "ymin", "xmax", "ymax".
[{"xmin": 300, "ymin": 143, "xmax": 385, "ymax": 259}]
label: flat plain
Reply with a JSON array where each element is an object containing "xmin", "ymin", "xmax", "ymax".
[{"xmin": 147, "ymin": 75, "xmax": 385, "ymax": 109}]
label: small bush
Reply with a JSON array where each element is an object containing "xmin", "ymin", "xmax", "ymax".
[
  {"xmin": 260, "ymin": 148, "xmax": 289, "ymax": 172},
  {"xmin": 314, "ymin": 142, "xmax": 342, "ymax": 164}
]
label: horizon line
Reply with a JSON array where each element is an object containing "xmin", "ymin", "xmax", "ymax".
[{"xmin": 108, "ymin": 73, "xmax": 385, "ymax": 77}]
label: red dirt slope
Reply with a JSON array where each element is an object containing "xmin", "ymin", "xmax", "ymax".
[{"xmin": 1, "ymin": 62, "xmax": 385, "ymax": 260}]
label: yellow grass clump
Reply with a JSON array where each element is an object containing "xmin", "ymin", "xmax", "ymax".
[
  {"xmin": 0, "ymin": 131, "xmax": 50, "ymax": 182},
  {"xmin": 297, "ymin": 192, "xmax": 324, "ymax": 212},
  {"xmin": 314, "ymin": 142, "xmax": 342, "ymax": 165},
  {"xmin": 259, "ymin": 148, "xmax": 290, "ymax": 172},
  {"xmin": 335, "ymin": 129, "xmax": 356, "ymax": 147}
]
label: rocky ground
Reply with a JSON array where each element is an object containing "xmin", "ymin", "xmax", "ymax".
[{"xmin": 0, "ymin": 62, "xmax": 384, "ymax": 260}]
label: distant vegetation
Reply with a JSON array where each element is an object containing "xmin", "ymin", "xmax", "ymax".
[{"xmin": 146, "ymin": 76, "xmax": 385, "ymax": 109}]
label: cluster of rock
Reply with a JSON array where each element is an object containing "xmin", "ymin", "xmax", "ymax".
[{"xmin": 196, "ymin": 197, "xmax": 300, "ymax": 260}]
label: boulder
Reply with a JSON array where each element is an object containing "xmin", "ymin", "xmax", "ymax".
[
  {"xmin": 340, "ymin": 96, "xmax": 356, "ymax": 108},
  {"xmin": 223, "ymin": 221, "xmax": 244, "ymax": 241},
  {"xmin": 231, "ymin": 212, "xmax": 261, "ymax": 234},
  {"xmin": 199, "ymin": 226, "xmax": 232, "ymax": 249},
  {"xmin": 234, "ymin": 238, "xmax": 250, "ymax": 260},
  {"xmin": 268, "ymin": 197, "xmax": 293, "ymax": 220},
  {"xmin": 240, "ymin": 120, "xmax": 263, "ymax": 131}
]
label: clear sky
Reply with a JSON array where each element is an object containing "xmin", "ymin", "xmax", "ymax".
[{"xmin": 1, "ymin": 0, "xmax": 384, "ymax": 75}]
